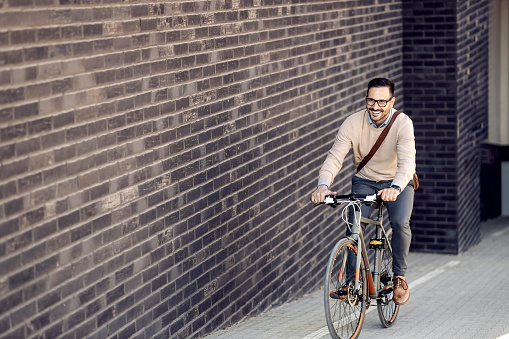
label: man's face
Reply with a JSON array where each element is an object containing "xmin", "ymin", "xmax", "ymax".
[{"xmin": 366, "ymin": 87, "xmax": 394, "ymax": 126}]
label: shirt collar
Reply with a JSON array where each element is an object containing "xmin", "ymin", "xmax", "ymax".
[{"xmin": 367, "ymin": 108, "xmax": 394, "ymax": 128}]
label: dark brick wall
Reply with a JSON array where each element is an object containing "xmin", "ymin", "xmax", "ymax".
[
  {"xmin": 455, "ymin": 0, "xmax": 489, "ymax": 252},
  {"xmin": 402, "ymin": 0, "xmax": 460, "ymax": 253},
  {"xmin": 0, "ymin": 1, "xmax": 405, "ymax": 338},
  {"xmin": 402, "ymin": 0, "xmax": 489, "ymax": 253}
]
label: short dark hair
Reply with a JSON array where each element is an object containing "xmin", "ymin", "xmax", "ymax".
[{"xmin": 367, "ymin": 78, "xmax": 394, "ymax": 97}]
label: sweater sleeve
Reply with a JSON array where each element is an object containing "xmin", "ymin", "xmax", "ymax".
[
  {"xmin": 392, "ymin": 116, "xmax": 416, "ymax": 186},
  {"xmin": 317, "ymin": 120, "xmax": 354, "ymax": 187}
]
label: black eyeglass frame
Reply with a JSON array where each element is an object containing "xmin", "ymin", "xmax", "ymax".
[{"xmin": 365, "ymin": 97, "xmax": 393, "ymax": 107}]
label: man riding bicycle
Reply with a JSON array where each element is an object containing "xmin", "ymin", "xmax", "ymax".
[{"xmin": 310, "ymin": 78, "xmax": 415, "ymax": 305}]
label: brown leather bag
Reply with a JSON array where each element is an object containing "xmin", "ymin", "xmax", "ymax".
[
  {"xmin": 412, "ymin": 172, "xmax": 419, "ymax": 191},
  {"xmin": 357, "ymin": 111, "xmax": 419, "ymax": 191}
]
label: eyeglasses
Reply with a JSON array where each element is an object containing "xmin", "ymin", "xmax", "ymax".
[{"xmin": 366, "ymin": 97, "xmax": 393, "ymax": 107}]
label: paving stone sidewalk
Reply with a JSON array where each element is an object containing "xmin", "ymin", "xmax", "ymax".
[{"xmin": 202, "ymin": 217, "xmax": 509, "ymax": 339}]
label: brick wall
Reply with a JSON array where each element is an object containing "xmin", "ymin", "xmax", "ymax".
[
  {"xmin": 0, "ymin": 1, "xmax": 405, "ymax": 338},
  {"xmin": 402, "ymin": 0, "xmax": 459, "ymax": 253},
  {"xmin": 402, "ymin": 0, "xmax": 489, "ymax": 253},
  {"xmin": 455, "ymin": 0, "xmax": 489, "ymax": 252}
]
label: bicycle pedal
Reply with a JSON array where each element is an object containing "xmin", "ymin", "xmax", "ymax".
[
  {"xmin": 329, "ymin": 291, "xmax": 347, "ymax": 299},
  {"xmin": 369, "ymin": 238, "xmax": 386, "ymax": 249}
]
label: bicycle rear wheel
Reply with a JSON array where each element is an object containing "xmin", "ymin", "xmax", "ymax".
[
  {"xmin": 376, "ymin": 228, "xmax": 399, "ymax": 327},
  {"xmin": 324, "ymin": 238, "xmax": 367, "ymax": 339}
]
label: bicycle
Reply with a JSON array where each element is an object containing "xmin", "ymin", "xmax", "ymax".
[{"xmin": 315, "ymin": 193, "xmax": 399, "ymax": 339}]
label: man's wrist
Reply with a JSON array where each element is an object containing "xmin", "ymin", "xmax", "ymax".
[
  {"xmin": 317, "ymin": 182, "xmax": 329, "ymax": 189},
  {"xmin": 390, "ymin": 184, "xmax": 402, "ymax": 193}
]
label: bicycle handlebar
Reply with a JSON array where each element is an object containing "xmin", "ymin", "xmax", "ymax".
[{"xmin": 314, "ymin": 193, "xmax": 383, "ymax": 208}]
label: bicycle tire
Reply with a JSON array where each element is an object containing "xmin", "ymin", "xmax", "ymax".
[
  {"xmin": 324, "ymin": 238, "xmax": 367, "ymax": 339},
  {"xmin": 376, "ymin": 228, "xmax": 399, "ymax": 327}
]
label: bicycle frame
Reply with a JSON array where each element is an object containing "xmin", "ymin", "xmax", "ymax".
[{"xmin": 350, "ymin": 201, "xmax": 394, "ymax": 299}]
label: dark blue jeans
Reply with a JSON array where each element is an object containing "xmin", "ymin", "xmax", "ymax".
[{"xmin": 347, "ymin": 176, "xmax": 414, "ymax": 277}]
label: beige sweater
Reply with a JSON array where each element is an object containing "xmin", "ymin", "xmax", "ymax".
[{"xmin": 318, "ymin": 108, "xmax": 416, "ymax": 187}]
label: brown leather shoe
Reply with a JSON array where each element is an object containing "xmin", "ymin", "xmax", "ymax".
[
  {"xmin": 393, "ymin": 276, "xmax": 410, "ymax": 305},
  {"xmin": 329, "ymin": 282, "xmax": 351, "ymax": 299}
]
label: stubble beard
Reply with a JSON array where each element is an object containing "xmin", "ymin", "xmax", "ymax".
[{"xmin": 368, "ymin": 107, "xmax": 389, "ymax": 125}]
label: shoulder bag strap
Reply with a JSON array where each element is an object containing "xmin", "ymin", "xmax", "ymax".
[{"xmin": 357, "ymin": 110, "xmax": 401, "ymax": 173}]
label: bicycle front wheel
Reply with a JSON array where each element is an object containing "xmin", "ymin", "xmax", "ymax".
[
  {"xmin": 376, "ymin": 228, "xmax": 399, "ymax": 327},
  {"xmin": 324, "ymin": 238, "xmax": 367, "ymax": 339}
]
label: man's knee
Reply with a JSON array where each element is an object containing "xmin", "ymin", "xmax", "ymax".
[{"xmin": 390, "ymin": 217, "xmax": 411, "ymax": 233}]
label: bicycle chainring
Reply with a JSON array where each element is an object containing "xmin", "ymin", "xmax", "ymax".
[{"xmin": 346, "ymin": 281, "xmax": 361, "ymax": 306}]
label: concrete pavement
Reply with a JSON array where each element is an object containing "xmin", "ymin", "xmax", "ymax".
[{"xmin": 202, "ymin": 216, "xmax": 509, "ymax": 339}]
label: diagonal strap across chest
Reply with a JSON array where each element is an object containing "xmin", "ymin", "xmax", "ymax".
[{"xmin": 357, "ymin": 110, "xmax": 401, "ymax": 173}]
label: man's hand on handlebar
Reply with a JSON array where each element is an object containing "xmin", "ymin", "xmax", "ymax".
[
  {"xmin": 377, "ymin": 187, "xmax": 400, "ymax": 202},
  {"xmin": 311, "ymin": 184, "xmax": 337, "ymax": 204}
]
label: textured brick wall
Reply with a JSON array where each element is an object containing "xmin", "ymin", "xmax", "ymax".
[
  {"xmin": 455, "ymin": 0, "xmax": 489, "ymax": 252},
  {"xmin": 0, "ymin": 1, "xmax": 404, "ymax": 338},
  {"xmin": 402, "ymin": 0, "xmax": 459, "ymax": 253},
  {"xmin": 402, "ymin": 0, "xmax": 489, "ymax": 253}
]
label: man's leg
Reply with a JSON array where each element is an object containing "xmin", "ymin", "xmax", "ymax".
[
  {"xmin": 385, "ymin": 184, "xmax": 414, "ymax": 276},
  {"xmin": 385, "ymin": 182, "xmax": 414, "ymax": 305}
]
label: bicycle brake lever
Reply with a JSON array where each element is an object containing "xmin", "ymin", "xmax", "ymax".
[
  {"xmin": 324, "ymin": 196, "xmax": 335, "ymax": 204},
  {"xmin": 364, "ymin": 194, "xmax": 377, "ymax": 203},
  {"xmin": 313, "ymin": 196, "xmax": 336, "ymax": 207}
]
